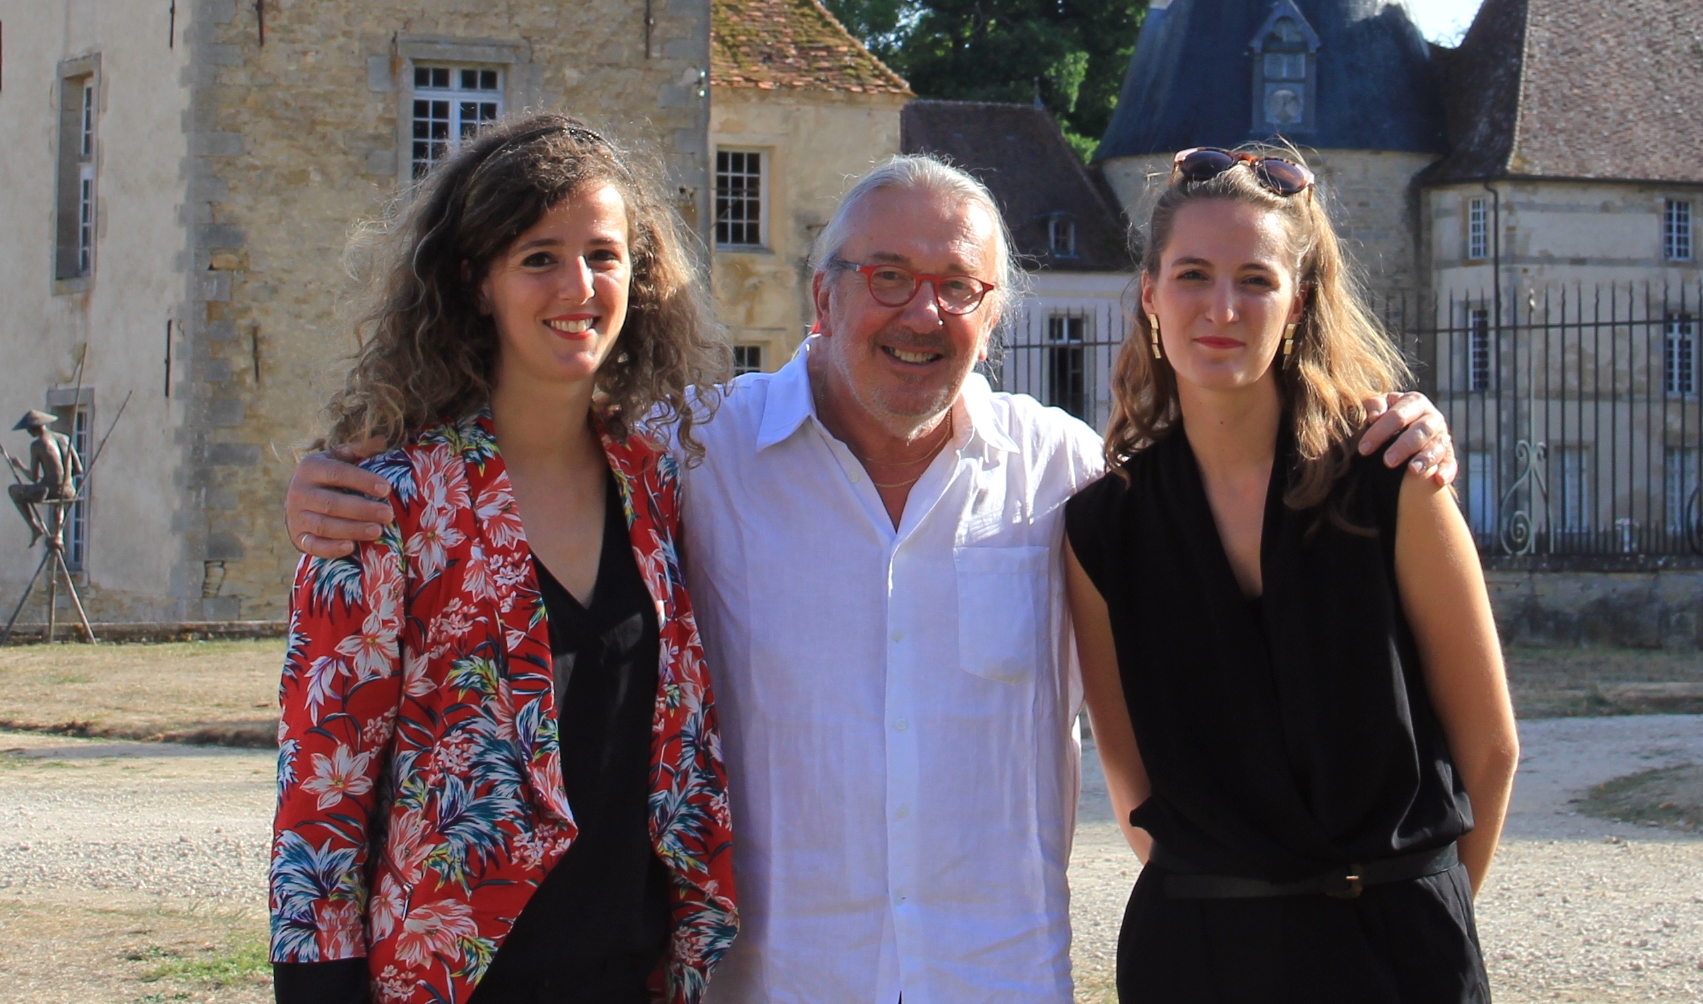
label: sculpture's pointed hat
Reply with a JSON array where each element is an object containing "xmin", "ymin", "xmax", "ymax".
[{"xmin": 13, "ymin": 410, "xmax": 57, "ymax": 431}]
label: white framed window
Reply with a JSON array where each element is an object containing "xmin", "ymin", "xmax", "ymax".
[
  {"xmin": 1256, "ymin": 17, "xmax": 1309, "ymax": 129},
  {"xmin": 1666, "ymin": 313, "xmax": 1697, "ymax": 396},
  {"xmin": 410, "ymin": 65, "xmax": 502, "ymax": 180},
  {"xmin": 54, "ymin": 61, "xmax": 98, "ymax": 282},
  {"xmin": 80, "ymin": 82, "xmax": 95, "ymax": 157},
  {"xmin": 1550, "ymin": 446, "xmax": 1593, "ymax": 533},
  {"xmin": 1048, "ymin": 216, "xmax": 1077, "ymax": 257},
  {"xmin": 77, "ymin": 164, "xmax": 95, "ymax": 275},
  {"xmin": 47, "ymin": 398, "xmax": 90, "ymax": 571},
  {"xmin": 1466, "ymin": 197, "xmax": 1487, "ymax": 261},
  {"xmin": 715, "ymin": 149, "xmax": 765, "ymax": 248},
  {"xmin": 1665, "ymin": 200, "xmax": 1693, "ymax": 261},
  {"xmin": 1667, "ymin": 447, "xmax": 1700, "ymax": 534},
  {"xmin": 732, "ymin": 344, "xmax": 764, "ymax": 376},
  {"xmin": 1046, "ymin": 313, "xmax": 1089, "ymax": 420},
  {"xmin": 1263, "ymin": 52, "xmax": 1305, "ymax": 80},
  {"xmin": 1468, "ymin": 307, "xmax": 1493, "ymax": 391},
  {"xmin": 1464, "ymin": 451, "xmax": 1498, "ymax": 537}
]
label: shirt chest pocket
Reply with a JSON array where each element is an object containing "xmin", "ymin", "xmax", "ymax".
[{"xmin": 954, "ymin": 545, "xmax": 1050, "ymax": 685}]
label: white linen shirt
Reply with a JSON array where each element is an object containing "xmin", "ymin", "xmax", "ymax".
[{"xmin": 682, "ymin": 338, "xmax": 1105, "ymax": 1004}]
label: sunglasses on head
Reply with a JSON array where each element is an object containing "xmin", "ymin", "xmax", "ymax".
[{"xmin": 1170, "ymin": 147, "xmax": 1316, "ymax": 199}]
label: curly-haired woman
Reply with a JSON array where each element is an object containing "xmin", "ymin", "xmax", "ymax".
[
  {"xmin": 268, "ymin": 115, "xmax": 736, "ymax": 1004},
  {"xmin": 1065, "ymin": 148, "xmax": 1519, "ymax": 1002}
]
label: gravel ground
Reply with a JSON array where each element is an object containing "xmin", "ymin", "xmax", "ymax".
[
  {"xmin": 1070, "ymin": 714, "xmax": 1703, "ymax": 1003},
  {"xmin": 3, "ymin": 717, "xmax": 1700, "ymax": 1003}
]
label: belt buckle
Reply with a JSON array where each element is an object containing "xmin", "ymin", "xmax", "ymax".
[{"xmin": 1325, "ymin": 867, "xmax": 1364, "ymax": 899}]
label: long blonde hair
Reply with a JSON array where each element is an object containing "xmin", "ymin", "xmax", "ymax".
[
  {"xmin": 326, "ymin": 114, "xmax": 727, "ymax": 456},
  {"xmin": 1104, "ymin": 149, "xmax": 1410, "ymax": 509}
]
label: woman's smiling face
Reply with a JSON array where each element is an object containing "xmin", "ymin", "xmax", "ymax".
[
  {"xmin": 1141, "ymin": 198, "xmax": 1305, "ymax": 393},
  {"xmin": 480, "ymin": 183, "xmax": 632, "ymax": 389}
]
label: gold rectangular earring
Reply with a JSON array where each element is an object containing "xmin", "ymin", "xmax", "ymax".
[
  {"xmin": 1149, "ymin": 314, "xmax": 1163, "ymax": 360},
  {"xmin": 1283, "ymin": 322, "xmax": 1297, "ymax": 366}
]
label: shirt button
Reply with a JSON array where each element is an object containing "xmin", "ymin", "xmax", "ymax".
[
  {"xmin": 895, "ymin": 805, "xmax": 909, "ymax": 820},
  {"xmin": 848, "ymin": 470, "xmax": 861, "ymax": 483},
  {"xmin": 891, "ymin": 629, "xmax": 903, "ymax": 642},
  {"xmin": 894, "ymin": 718, "xmax": 908, "ymax": 732}
]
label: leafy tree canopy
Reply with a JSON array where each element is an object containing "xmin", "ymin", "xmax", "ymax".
[{"xmin": 823, "ymin": 0, "xmax": 1147, "ymax": 162}]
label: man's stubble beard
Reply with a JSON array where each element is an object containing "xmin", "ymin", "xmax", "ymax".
[{"xmin": 835, "ymin": 328, "xmax": 981, "ymax": 443}]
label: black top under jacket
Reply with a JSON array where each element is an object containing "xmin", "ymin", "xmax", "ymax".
[
  {"xmin": 471, "ymin": 472, "xmax": 670, "ymax": 1004},
  {"xmin": 1065, "ymin": 423, "xmax": 1474, "ymax": 883}
]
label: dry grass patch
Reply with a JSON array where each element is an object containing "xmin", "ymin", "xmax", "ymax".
[
  {"xmin": 1504, "ymin": 647, "xmax": 1703, "ymax": 718},
  {"xmin": 0, "ymin": 900, "xmax": 269, "ymax": 1004},
  {"xmin": 0, "ymin": 640, "xmax": 283, "ymax": 745}
]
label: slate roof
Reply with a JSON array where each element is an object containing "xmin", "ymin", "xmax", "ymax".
[
  {"xmin": 1428, "ymin": 0, "xmax": 1703, "ymax": 184},
  {"xmin": 710, "ymin": 0, "xmax": 911, "ymax": 95},
  {"xmin": 902, "ymin": 101, "xmax": 1133, "ymax": 273},
  {"xmin": 1095, "ymin": 0, "xmax": 1447, "ymax": 160}
]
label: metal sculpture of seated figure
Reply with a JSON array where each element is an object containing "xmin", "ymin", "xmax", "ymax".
[{"xmin": 7, "ymin": 410, "xmax": 81, "ymax": 548}]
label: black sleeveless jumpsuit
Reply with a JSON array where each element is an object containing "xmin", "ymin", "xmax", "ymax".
[{"xmin": 1065, "ymin": 426, "xmax": 1491, "ymax": 1003}]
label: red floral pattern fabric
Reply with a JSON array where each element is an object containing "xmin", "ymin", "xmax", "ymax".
[{"xmin": 270, "ymin": 413, "xmax": 737, "ymax": 1003}]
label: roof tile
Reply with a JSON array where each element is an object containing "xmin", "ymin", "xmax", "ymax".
[
  {"xmin": 711, "ymin": 0, "xmax": 911, "ymax": 96},
  {"xmin": 1430, "ymin": 0, "xmax": 1703, "ymax": 184}
]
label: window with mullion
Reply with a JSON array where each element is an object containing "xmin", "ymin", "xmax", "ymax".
[
  {"xmin": 1665, "ymin": 200, "xmax": 1693, "ymax": 261},
  {"xmin": 716, "ymin": 150, "xmax": 764, "ymax": 248},
  {"xmin": 411, "ymin": 65, "xmax": 503, "ymax": 179}
]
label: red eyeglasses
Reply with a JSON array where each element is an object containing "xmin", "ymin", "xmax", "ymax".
[
  {"xmin": 832, "ymin": 260, "xmax": 997, "ymax": 316},
  {"xmin": 1171, "ymin": 147, "xmax": 1316, "ymax": 199}
]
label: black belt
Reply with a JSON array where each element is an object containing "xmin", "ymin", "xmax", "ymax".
[{"xmin": 1151, "ymin": 842, "xmax": 1459, "ymax": 900}]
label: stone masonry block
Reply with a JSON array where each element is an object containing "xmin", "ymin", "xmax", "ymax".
[
  {"xmin": 368, "ymin": 56, "xmax": 394, "ymax": 92},
  {"xmin": 198, "ymin": 44, "xmax": 245, "ymax": 67},
  {"xmin": 207, "ymin": 443, "xmax": 260, "ymax": 467},
  {"xmin": 204, "ymin": 319, "xmax": 239, "ymax": 342},
  {"xmin": 191, "ymin": 132, "xmax": 246, "ymax": 157},
  {"xmin": 206, "ymin": 532, "xmax": 247, "ymax": 561},
  {"xmin": 201, "ymin": 0, "xmax": 238, "ymax": 24},
  {"xmin": 201, "ymin": 596, "xmax": 242, "ymax": 620},
  {"xmin": 198, "ymin": 272, "xmax": 232, "ymax": 303},
  {"xmin": 199, "ymin": 224, "xmax": 246, "ymax": 249},
  {"xmin": 207, "ymin": 398, "xmax": 246, "ymax": 426},
  {"xmin": 367, "ymin": 150, "xmax": 398, "ymax": 176},
  {"xmin": 658, "ymin": 84, "xmax": 698, "ymax": 109}
]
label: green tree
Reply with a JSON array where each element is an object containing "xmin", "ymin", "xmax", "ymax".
[{"xmin": 822, "ymin": 0, "xmax": 1146, "ymax": 162}]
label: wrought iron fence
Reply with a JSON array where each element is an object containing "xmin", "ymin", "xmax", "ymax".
[
  {"xmin": 992, "ymin": 280, "xmax": 1703, "ymax": 559},
  {"xmin": 990, "ymin": 300, "xmax": 1129, "ymax": 433},
  {"xmin": 1390, "ymin": 281, "xmax": 1702, "ymax": 559}
]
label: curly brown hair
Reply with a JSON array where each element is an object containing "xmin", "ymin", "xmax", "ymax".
[
  {"xmin": 325, "ymin": 114, "xmax": 727, "ymax": 455},
  {"xmin": 1104, "ymin": 148, "xmax": 1411, "ymax": 510}
]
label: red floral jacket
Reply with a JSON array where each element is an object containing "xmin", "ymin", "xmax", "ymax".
[{"xmin": 269, "ymin": 413, "xmax": 737, "ymax": 1004}]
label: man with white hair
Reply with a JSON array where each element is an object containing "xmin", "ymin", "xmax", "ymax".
[{"xmin": 285, "ymin": 154, "xmax": 1453, "ymax": 1002}]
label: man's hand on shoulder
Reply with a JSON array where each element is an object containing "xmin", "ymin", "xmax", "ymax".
[
  {"xmin": 1358, "ymin": 392, "xmax": 1457, "ymax": 487},
  {"xmin": 285, "ymin": 438, "xmax": 394, "ymax": 559}
]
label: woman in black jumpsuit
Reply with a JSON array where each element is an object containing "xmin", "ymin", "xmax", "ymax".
[{"xmin": 1064, "ymin": 148, "xmax": 1519, "ymax": 1003}]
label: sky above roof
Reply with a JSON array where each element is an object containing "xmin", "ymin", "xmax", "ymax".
[{"xmin": 1404, "ymin": 0, "xmax": 1485, "ymax": 44}]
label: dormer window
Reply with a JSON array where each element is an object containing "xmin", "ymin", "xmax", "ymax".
[
  {"xmin": 1249, "ymin": 2, "xmax": 1320, "ymax": 135},
  {"xmin": 1048, "ymin": 215, "xmax": 1077, "ymax": 257}
]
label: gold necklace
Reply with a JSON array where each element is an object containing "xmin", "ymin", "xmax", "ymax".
[
  {"xmin": 863, "ymin": 414, "xmax": 954, "ymax": 489},
  {"xmin": 850, "ymin": 413, "xmax": 954, "ymax": 467}
]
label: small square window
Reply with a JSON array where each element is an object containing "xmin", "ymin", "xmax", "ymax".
[{"xmin": 733, "ymin": 344, "xmax": 763, "ymax": 376}]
